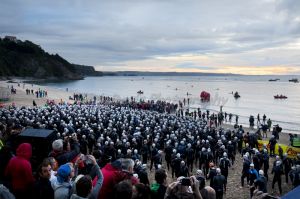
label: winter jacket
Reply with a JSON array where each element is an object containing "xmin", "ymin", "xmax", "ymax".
[
  {"xmin": 96, "ymin": 163, "xmax": 123, "ymax": 199},
  {"xmin": 150, "ymin": 183, "xmax": 167, "ymax": 199},
  {"xmin": 53, "ymin": 181, "xmax": 72, "ymax": 199},
  {"xmin": 0, "ymin": 184, "xmax": 15, "ymax": 199},
  {"xmin": 5, "ymin": 143, "xmax": 34, "ymax": 192},
  {"xmin": 33, "ymin": 177, "xmax": 54, "ymax": 199}
]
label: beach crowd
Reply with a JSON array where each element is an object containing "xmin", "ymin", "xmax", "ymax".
[{"xmin": 0, "ymin": 97, "xmax": 300, "ymax": 199}]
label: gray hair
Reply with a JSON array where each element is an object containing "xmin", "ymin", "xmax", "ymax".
[{"xmin": 121, "ymin": 158, "xmax": 135, "ymax": 171}]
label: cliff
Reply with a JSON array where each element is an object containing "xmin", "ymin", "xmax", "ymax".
[
  {"xmin": 72, "ymin": 64, "xmax": 103, "ymax": 76},
  {"xmin": 0, "ymin": 37, "xmax": 98, "ymax": 80}
]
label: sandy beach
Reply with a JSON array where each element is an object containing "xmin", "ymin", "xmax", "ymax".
[
  {"xmin": 0, "ymin": 79, "xmax": 295, "ymax": 198},
  {"xmin": 0, "ymin": 80, "xmax": 78, "ymax": 107}
]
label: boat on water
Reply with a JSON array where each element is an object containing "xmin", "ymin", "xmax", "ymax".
[
  {"xmin": 274, "ymin": 95, "xmax": 288, "ymax": 99},
  {"xmin": 268, "ymin": 78, "xmax": 280, "ymax": 82},
  {"xmin": 289, "ymin": 78, "xmax": 299, "ymax": 83},
  {"xmin": 137, "ymin": 90, "xmax": 143, "ymax": 94},
  {"xmin": 234, "ymin": 91, "xmax": 240, "ymax": 99}
]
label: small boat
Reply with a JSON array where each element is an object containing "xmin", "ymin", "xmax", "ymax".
[
  {"xmin": 274, "ymin": 95, "xmax": 288, "ymax": 99},
  {"xmin": 137, "ymin": 90, "xmax": 143, "ymax": 94},
  {"xmin": 234, "ymin": 92, "xmax": 240, "ymax": 99},
  {"xmin": 268, "ymin": 78, "xmax": 280, "ymax": 82},
  {"xmin": 289, "ymin": 78, "xmax": 299, "ymax": 83}
]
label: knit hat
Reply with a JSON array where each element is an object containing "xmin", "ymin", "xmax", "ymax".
[
  {"xmin": 57, "ymin": 164, "xmax": 71, "ymax": 183},
  {"xmin": 52, "ymin": 139, "xmax": 63, "ymax": 152}
]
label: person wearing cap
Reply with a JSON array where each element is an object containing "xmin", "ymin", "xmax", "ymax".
[
  {"xmin": 219, "ymin": 152, "xmax": 231, "ymax": 187},
  {"xmin": 271, "ymin": 161, "xmax": 283, "ymax": 195},
  {"xmin": 282, "ymin": 153, "xmax": 292, "ymax": 183},
  {"xmin": 134, "ymin": 161, "xmax": 149, "ymax": 185},
  {"xmin": 240, "ymin": 155, "xmax": 251, "ymax": 188},
  {"xmin": 262, "ymin": 149, "xmax": 270, "ymax": 181},
  {"xmin": 268, "ymin": 135, "xmax": 277, "ymax": 157},
  {"xmin": 199, "ymin": 147, "xmax": 207, "ymax": 174},
  {"xmin": 254, "ymin": 170, "xmax": 267, "ymax": 194},
  {"xmin": 252, "ymin": 150, "xmax": 261, "ymax": 172},
  {"xmin": 207, "ymin": 162, "xmax": 217, "ymax": 188},
  {"xmin": 249, "ymin": 163, "xmax": 259, "ymax": 186},
  {"xmin": 195, "ymin": 141, "xmax": 202, "ymax": 167},
  {"xmin": 164, "ymin": 142, "xmax": 173, "ymax": 171},
  {"xmin": 53, "ymin": 163, "xmax": 75, "ymax": 199},
  {"xmin": 150, "ymin": 144, "xmax": 158, "ymax": 171},
  {"xmin": 153, "ymin": 150, "xmax": 163, "ymax": 170},
  {"xmin": 186, "ymin": 143, "xmax": 195, "ymax": 172},
  {"xmin": 140, "ymin": 140, "xmax": 149, "ymax": 164},
  {"xmin": 200, "ymin": 171, "xmax": 216, "ymax": 197},
  {"xmin": 227, "ymin": 141, "xmax": 235, "ymax": 165},
  {"xmin": 171, "ymin": 153, "xmax": 182, "ymax": 178},
  {"xmin": 178, "ymin": 161, "xmax": 189, "ymax": 177},
  {"xmin": 212, "ymin": 168, "xmax": 226, "ymax": 199}
]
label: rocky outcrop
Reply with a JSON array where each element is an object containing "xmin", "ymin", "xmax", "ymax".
[
  {"xmin": 0, "ymin": 38, "xmax": 96, "ymax": 80},
  {"xmin": 72, "ymin": 64, "xmax": 103, "ymax": 76}
]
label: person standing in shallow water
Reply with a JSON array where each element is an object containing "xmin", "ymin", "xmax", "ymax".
[
  {"xmin": 267, "ymin": 119, "xmax": 272, "ymax": 131},
  {"xmin": 263, "ymin": 114, "xmax": 267, "ymax": 124},
  {"xmin": 235, "ymin": 115, "xmax": 239, "ymax": 124}
]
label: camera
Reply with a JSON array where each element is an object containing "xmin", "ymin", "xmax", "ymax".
[{"xmin": 180, "ymin": 177, "xmax": 191, "ymax": 186}]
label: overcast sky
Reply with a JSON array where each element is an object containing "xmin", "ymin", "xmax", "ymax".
[{"xmin": 1, "ymin": 0, "xmax": 300, "ymax": 74}]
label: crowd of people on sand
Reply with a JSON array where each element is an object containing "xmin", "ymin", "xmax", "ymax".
[{"xmin": 1, "ymin": 90, "xmax": 300, "ymax": 199}]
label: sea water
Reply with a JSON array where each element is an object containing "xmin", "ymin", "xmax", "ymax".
[{"xmin": 41, "ymin": 75, "xmax": 300, "ymax": 134}]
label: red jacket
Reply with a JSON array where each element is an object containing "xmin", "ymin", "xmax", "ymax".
[
  {"xmin": 96, "ymin": 163, "xmax": 139, "ymax": 199},
  {"xmin": 96, "ymin": 163, "xmax": 122, "ymax": 199},
  {"xmin": 5, "ymin": 143, "xmax": 34, "ymax": 192}
]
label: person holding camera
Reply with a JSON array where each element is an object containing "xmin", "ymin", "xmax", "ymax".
[
  {"xmin": 50, "ymin": 134, "xmax": 80, "ymax": 166},
  {"xmin": 164, "ymin": 176, "xmax": 203, "ymax": 199}
]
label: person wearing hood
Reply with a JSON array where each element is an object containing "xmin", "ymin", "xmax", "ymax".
[
  {"xmin": 5, "ymin": 143, "xmax": 34, "ymax": 199},
  {"xmin": 96, "ymin": 159, "xmax": 123, "ymax": 199}
]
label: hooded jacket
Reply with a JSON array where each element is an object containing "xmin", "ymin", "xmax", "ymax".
[
  {"xmin": 5, "ymin": 143, "xmax": 34, "ymax": 192},
  {"xmin": 96, "ymin": 163, "xmax": 124, "ymax": 199}
]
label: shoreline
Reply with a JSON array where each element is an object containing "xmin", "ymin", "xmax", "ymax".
[{"xmin": 0, "ymin": 79, "xmax": 297, "ymax": 140}]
